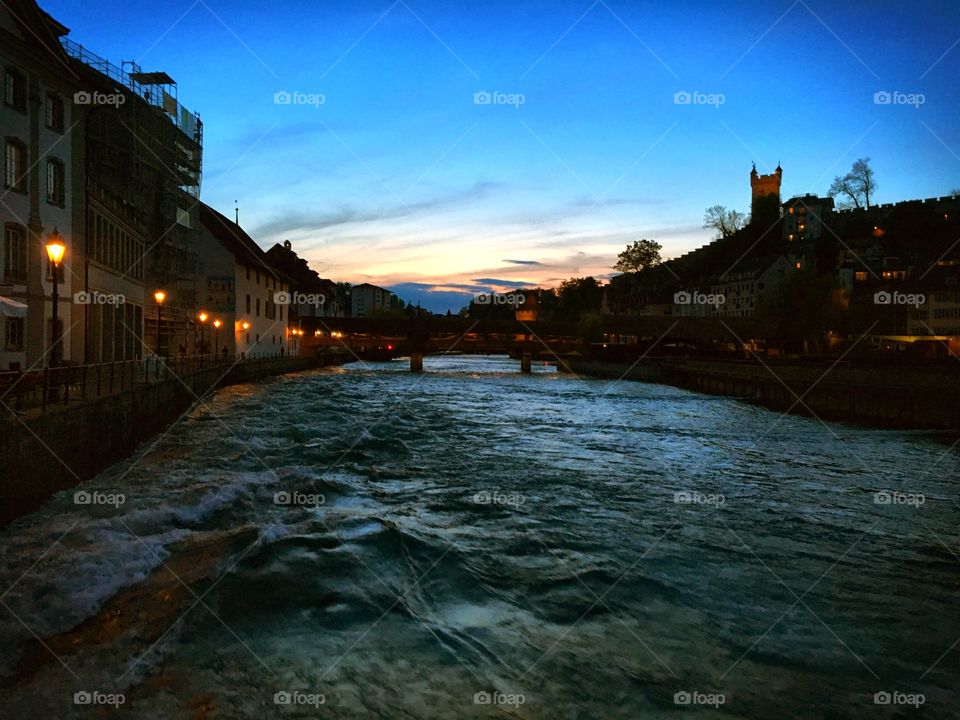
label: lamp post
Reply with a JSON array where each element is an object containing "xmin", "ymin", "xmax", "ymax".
[
  {"xmin": 198, "ymin": 312, "xmax": 208, "ymax": 355},
  {"xmin": 154, "ymin": 290, "xmax": 166, "ymax": 356},
  {"xmin": 213, "ymin": 319, "xmax": 222, "ymax": 359},
  {"xmin": 45, "ymin": 230, "xmax": 66, "ymax": 367}
]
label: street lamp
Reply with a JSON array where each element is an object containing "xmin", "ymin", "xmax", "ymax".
[
  {"xmin": 153, "ymin": 290, "xmax": 166, "ymax": 356},
  {"xmin": 45, "ymin": 229, "xmax": 66, "ymax": 367},
  {"xmin": 213, "ymin": 319, "xmax": 222, "ymax": 358},
  {"xmin": 197, "ymin": 311, "xmax": 208, "ymax": 355}
]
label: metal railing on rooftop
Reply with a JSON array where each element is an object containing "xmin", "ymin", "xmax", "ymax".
[{"xmin": 60, "ymin": 37, "xmax": 202, "ymax": 145}]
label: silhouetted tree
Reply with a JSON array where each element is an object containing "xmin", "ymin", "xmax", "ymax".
[
  {"xmin": 615, "ymin": 239, "xmax": 662, "ymax": 274},
  {"xmin": 703, "ymin": 205, "xmax": 747, "ymax": 238},
  {"xmin": 829, "ymin": 157, "xmax": 877, "ymax": 209},
  {"xmin": 555, "ymin": 277, "xmax": 603, "ymax": 321}
]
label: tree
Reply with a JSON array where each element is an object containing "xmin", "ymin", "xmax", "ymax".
[
  {"xmin": 829, "ymin": 157, "xmax": 877, "ymax": 209},
  {"xmin": 703, "ymin": 205, "xmax": 747, "ymax": 238},
  {"xmin": 555, "ymin": 277, "xmax": 603, "ymax": 321},
  {"xmin": 614, "ymin": 239, "xmax": 662, "ymax": 274}
]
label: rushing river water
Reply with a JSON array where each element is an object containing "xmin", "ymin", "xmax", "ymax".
[{"xmin": 0, "ymin": 355, "xmax": 958, "ymax": 719}]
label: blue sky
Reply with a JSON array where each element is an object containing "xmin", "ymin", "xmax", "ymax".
[{"xmin": 44, "ymin": 0, "xmax": 960, "ymax": 311}]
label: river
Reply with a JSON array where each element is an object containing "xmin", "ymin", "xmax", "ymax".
[{"xmin": 0, "ymin": 355, "xmax": 957, "ymax": 718}]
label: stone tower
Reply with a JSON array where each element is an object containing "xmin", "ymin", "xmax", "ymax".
[{"xmin": 750, "ymin": 162, "xmax": 782, "ymax": 226}]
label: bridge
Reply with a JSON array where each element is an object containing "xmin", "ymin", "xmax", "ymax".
[{"xmin": 295, "ymin": 315, "xmax": 764, "ymax": 371}]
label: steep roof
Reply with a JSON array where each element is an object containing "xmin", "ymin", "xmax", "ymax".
[
  {"xmin": 199, "ymin": 203, "xmax": 280, "ymax": 280},
  {"xmin": 1, "ymin": 0, "xmax": 78, "ymax": 77}
]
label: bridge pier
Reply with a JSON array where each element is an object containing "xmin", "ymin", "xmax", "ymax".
[
  {"xmin": 410, "ymin": 353, "xmax": 423, "ymax": 373},
  {"xmin": 520, "ymin": 353, "xmax": 532, "ymax": 373}
]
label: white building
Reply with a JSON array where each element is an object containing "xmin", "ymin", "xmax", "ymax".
[{"xmin": 198, "ymin": 203, "xmax": 292, "ymax": 358}]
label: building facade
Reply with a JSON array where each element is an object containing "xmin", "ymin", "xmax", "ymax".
[
  {"xmin": 198, "ymin": 203, "xmax": 292, "ymax": 358},
  {"xmin": 711, "ymin": 255, "xmax": 794, "ymax": 318},
  {"xmin": 351, "ymin": 282, "xmax": 393, "ymax": 317},
  {"xmin": 1, "ymin": 1, "xmax": 78, "ymax": 370}
]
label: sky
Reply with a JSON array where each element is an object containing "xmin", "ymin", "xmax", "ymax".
[{"xmin": 42, "ymin": 0, "xmax": 960, "ymax": 311}]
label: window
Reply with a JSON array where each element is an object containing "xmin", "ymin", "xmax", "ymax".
[
  {"xmin": 280, "ymin": 306, "xmax": 283, "ymax": 321},
  {"xmin": 3, "ymin": 224, "xmax": 27, "ymax": 281},
  {"xmin": 245, "ymin": 294, "xmax": 251, "ymax": 313},
  {"xmin": 255, "ymin": 270, "xmax": 260, "ymax": 285},
  {"xmin": 46, "ymin": 159, "xmax": 65, "ymax": 206},
  {"xmin": 255, "ymin": 298, "xmax": 260, "ymax": 317},
  {"xmin": 5, "ymin": 318, "xmax": 24, "ymax": 350},
  {"xmin": 246, "ymin": 266, "xmax": 250, "ymax": 281},
  {"xmin": 45, "ymin": 93, "xmax": 64, "ymax": 132},
  {"xmin": 3, "ymin": 68, "xmax": 26, "ymax": 111},
  {"xmin": 4, "ymin": 139, "xmax": 27, "ymax": 192},
  {"xmin": 855, "ymin": 271, "xmax": 868, "ymax": 282}
]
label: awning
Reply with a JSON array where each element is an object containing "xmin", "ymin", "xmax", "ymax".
[{"xmin": 0, "ymin": 296, "xmax": 27, "ymax": 318}]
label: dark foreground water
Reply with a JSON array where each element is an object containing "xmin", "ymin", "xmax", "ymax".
[{"xmin": 1, "ymin": 355, "xmax": 958, "ymax": 719}]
